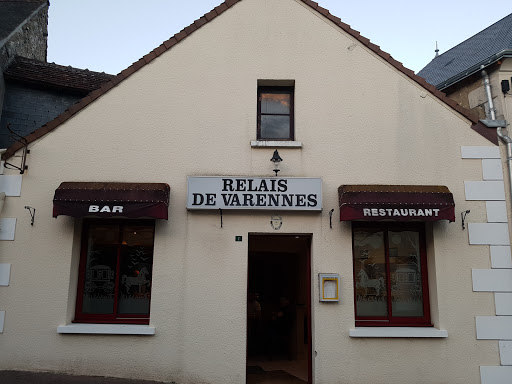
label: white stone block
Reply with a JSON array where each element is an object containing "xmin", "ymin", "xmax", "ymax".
[
  {"xmin": 481, "ymin": 366, "xmax": 512, "ymax": 384},
  {"xmin": 465, "ymin": 181, "xmax": 506, "ymax": 201},
  {"xmin": 461, "ymin": 146, "xmax": 501, "ymax": 159},
  {"xmin": 495, "ymin": 293, "xmax": 512, "ymax": 315},
  {"xmin": 499, "ymin": 341, "xmax": 512, "ymax": 365},
  {"xmin": 0, "ymin": 175, "xmax": 22, "ymax": 196},
  {"xmin": 468, "ymin": 223, "xmax": 510, "ymax": 245},
  {"xmin": 482, "ymin": 159, "xmax": 504, "ymax": 180},
  {"xmin": 491, "ymin": 246, "xmax": 512, "ymax": 268},
  {"xmin": 0, "ymin": 311, "xmax": 4, "ymax": 333},
  {"xmin": 0, "ymin": 218, "xmax": 16, "ymax": 241},
  {"xmin": 487, "ymin": 201, "xmax": 508, "ymax": 222},
  {"xmin": 473, "ymin": 269, "xmax": 512, "ymax": 292},
  {"xmin": 0, "ymin": 264, "xmax": 10, "ymax": 286},
  {"xmin": 476, "ymin": 316, "xmax": 512, "ymax": 339}
]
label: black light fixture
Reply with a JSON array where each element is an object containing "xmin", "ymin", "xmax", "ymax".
[
  {"xmin": 270, "ymin": 149, "xmax": 283, "ymax": 176},
  {"xmin": 501, "ymin": 79, "xmax": 510, "ymax": 94}
]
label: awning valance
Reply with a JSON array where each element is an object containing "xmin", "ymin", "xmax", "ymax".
[
  {"xmin": 53, "ymin": 182, "xmax": 170, "ymax": 220},
  {"xmin": 338, "ymin": 185, "xmax": 455, "ymax": 222}
]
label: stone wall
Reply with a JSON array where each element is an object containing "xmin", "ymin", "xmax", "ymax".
[
  {"xmin": 0, "ymin": 82, "xmax": 81, "ymax": 148},
  {"xmin": 0, "ymin": 3, "xmax": 48, "ymax": 71}
]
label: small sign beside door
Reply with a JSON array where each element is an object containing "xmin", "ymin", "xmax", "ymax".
[{"xmin": 319, "ymin": 273, "xmax": 339, "ymax": 302}]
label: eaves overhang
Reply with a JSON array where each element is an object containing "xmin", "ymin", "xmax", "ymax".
[{"xmin": 436, "ymin": 49, "xmax": 512, "ymax": 91}]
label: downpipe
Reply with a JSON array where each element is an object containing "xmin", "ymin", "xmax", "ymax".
[{"xmin": 481, "ymin": 67, "xmax": 512, "ymax": 204}]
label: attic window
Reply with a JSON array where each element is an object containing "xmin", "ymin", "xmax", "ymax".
[{"xmin": 257, "ymin": 86, "xmax": 294, "ymax": 140}]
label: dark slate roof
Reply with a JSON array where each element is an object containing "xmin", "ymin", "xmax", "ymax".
[
  {"xmin": 4, "ymin": 56, "xmax": 114, "ymax": 93},
  {"xmin": 418, "ymin": 13, "xmax": 512, "ymax": 89},
  {"xmin": 0, "ymin": 0, "xmax": 46, "ymax": 43},
  {"xmin": 1, "ymin": 0, "xmax": 498, "ymax": 159}
]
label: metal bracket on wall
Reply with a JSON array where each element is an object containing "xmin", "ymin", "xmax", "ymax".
[
  {"xmin": 461, "ymin": 210, "xmax": 470, "ymax": 230},
  {"xmin": 25, "ymin": 206, "xmax": 36, "ymax": 226},
  {"xmin": 219, "ymin": 208, "xmax": 223, "ymax": 228},
  {"xmin": 329, "ymin": 209, "xmax": 334, "ymax": 229},
  {"xmin": 3, "ymin": 124, "xmax": 29, "ymax": 174}
]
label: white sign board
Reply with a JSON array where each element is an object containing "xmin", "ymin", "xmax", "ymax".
[{"xmin": 187, "ymin": 176, "xmax": 322, "ymax": 211}]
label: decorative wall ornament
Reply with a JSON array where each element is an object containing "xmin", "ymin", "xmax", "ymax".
[{"xmin": 270, "ymin": 214, "xmax": 282, "ymax": 230}]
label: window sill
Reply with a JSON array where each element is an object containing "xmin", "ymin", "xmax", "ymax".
[
  {"xmin": 251, "ymin": 140, "xmax": 302, "ymax": 148},
  {"xmin": 349, "ymin": 327, "xmax": 448, "ymax": 338},
  {"xmin": 57, "ymin": 323, "xmax": 155, "ymax": 335}
]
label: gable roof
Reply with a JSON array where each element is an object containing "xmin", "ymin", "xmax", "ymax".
[
  {"xmin": 0, "ymin": 0, "xmax": 47, "ymax": 44},
  {"xmin": 4, "ymin": 56, "xmax": 114, "ymax": 93},
  {"xmin": 418, "ymin": 13, "xmax": 512, "ymax": 90},
  {"xmin": 1, "ymin": 0, "xmax": 497, "ymax": 159}
]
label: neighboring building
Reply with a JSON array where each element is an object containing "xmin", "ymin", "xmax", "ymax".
[
  {"xmin": 418, "ymin": 13, "xmax": 512, "ymax": 126},
  {"xmin": 0, "ymin": 1, "xmax": 508, "ymax": 384},
  {"xmin": 0, "ymin": 0, "xmax": 112, "ymax": 149},
  {"xmin": 419, "ymin": 14, "xmax": 512, "ymax": 384},
  {"xmin": 0, "ymin": 56, "xmax": 113, "ymax": 149},
  {"xmin": 0, "ymin": 0, "xmax": 48, "ymax": 70},
  {"xmin": 0, "ymin": 0, "xmax": 49, "ymax": 136}
]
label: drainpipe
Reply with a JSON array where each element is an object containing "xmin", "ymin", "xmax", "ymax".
[{"xmin": 481, "ymin": 66, "xmax": 512, "ymax": 204}]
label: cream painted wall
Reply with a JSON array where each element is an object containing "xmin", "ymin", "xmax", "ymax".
[{"xmin": 0, "ymin": 0, "xmax": 500, "ymax": 383}]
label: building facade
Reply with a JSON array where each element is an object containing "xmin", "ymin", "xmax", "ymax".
[{"xmin": 0, "ymin": 1, "xmax": 508, "ymax": 383}]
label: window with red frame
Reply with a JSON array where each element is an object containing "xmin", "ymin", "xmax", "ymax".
[
  {"xmin": 74, "ymin": 220, "xmax": 155, "ymax": 324},
  {"xmin": 352, "ymin": 222, "xmax": 431, "ymax": 327}
]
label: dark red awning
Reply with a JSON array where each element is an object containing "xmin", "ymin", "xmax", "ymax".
[
  {"xmin": 53, "ymin": 182, "xmax": 170, "ymax": 220},
  {"xmin": 339, "ymin": 185, "xmax": 455, "ymax": 222}
]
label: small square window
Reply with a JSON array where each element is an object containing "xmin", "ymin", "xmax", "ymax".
[
  {"xmin": 352, "ymin": 222, "xmax": 431, "ymax": 327},
  {"xmin": 257, "ymin": 86, "xmax": 294, "ymax": 140},
  {"xmin": 74, "ymin": 220, "xmax": 155, "ymax": 324}
]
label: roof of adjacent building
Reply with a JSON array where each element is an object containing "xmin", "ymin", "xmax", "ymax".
[
  {"xmin": 417, "ymin": 13, "xmax": 512, "ymax": 89},
  {"xmin": 4, "ymin": 56, "xmax": 114, "ymax": 93},
  {"xmin": 0, "ymin": 0, "xmax": 47, "ymax": 44},
  {"xmin": 0, "ymin": 0, "xmax": 498, "ymax": 159}
]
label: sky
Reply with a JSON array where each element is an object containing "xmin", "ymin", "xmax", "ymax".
[{"xmin": 47, "ymin": 0, "xmax": 512, "ymax": 75}]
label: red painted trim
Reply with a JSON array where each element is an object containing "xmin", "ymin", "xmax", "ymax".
[
  {"xmin": 352, "ymin": 222, "xmax": 432, "ymax": 327},
  {"xmin": 73, "ymin": 219, "xmax": 155, "ymax": 325}
]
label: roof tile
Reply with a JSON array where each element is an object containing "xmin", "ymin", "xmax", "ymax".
[
  {"xmin": 316, "ymin": 5, "xmax": 329, "ymax": 16},
  {"xmin": 154, "ymin": 44, "xmax": 166, "ymax": 56},
  {"xmin": 303, "ymin": 0, "xmax": 318, "ymax": 9},
  {"xmin": 4, "ymin": 56, "xmax": 113, "ymax": 93},
  {"xmin": 175, "ymin": 30, "xmax": 187, "ymax": 41},
  {"xmin": 194, "ymin": 17, "xmax": 207, "ymax": 28},
  {"xmin": 215, "ymin": 3, "xmax": 228, "ymax": 14},
  {"xmin": 163, "ymin": 37, "xmax": 178, "ymax": 49},
  {"xmin": 205, "ymin": 9, "xmax": 217, "ymax": 21},
  {"xmin": 184, "ymin": 24, "xmax": 197, "ymax": 35},
  {"xmin": 143, "ymin": 51, "xmax": 157, "ymax": 64},
  {"xmin": 110, "ymin": 75, "xmax": 123, "ymax": 86},
  {"xmin": 120, "ymin": 66, "xmax": 136, "ymax": 79},
  {"xmin": 326, "ymin": 14, "xmax": 341, "ymax": 25},
  {"xmin": 367, "ymin": 42, "xmax": 380, "ymax": 53},
  {"xmin": 100, "ymin": 81, "xmax": 114, "ymax": 93},
  {"xmin": 418, "ymin": 13, "xmax": 512, "ymax": 88}
]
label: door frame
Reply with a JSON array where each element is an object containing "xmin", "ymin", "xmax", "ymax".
[{"xmin": 246, "ymin": 233, "xmax": 313, "ymax": 384}]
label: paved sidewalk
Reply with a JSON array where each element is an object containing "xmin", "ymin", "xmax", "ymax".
[{"xmin": 1, "ymin": 371, "xmax": 176, "ymax": 384}]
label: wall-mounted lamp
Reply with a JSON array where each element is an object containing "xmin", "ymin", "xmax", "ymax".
[
  {"xmin": 502, "ymin": 79, "xmax": 510, "ymax": 95},
  {"xmin": 270, "ymin": 150, "xmax": 283, "ymax": 176}
]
